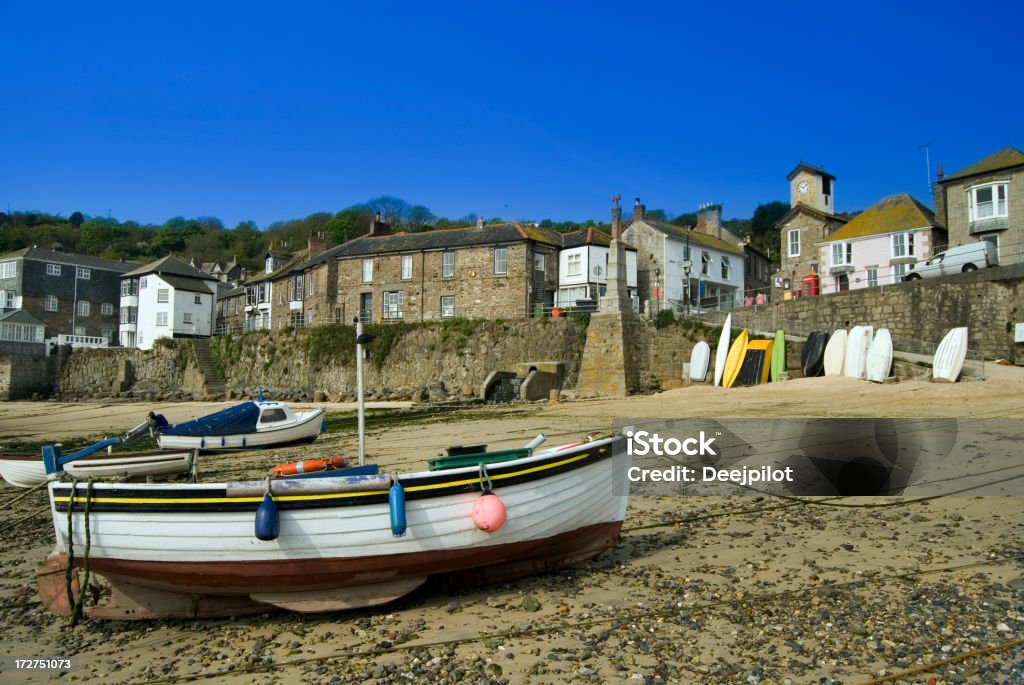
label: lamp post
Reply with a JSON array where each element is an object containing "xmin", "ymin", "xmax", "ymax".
[{"xmin": 353, "ymin": 317, "xmax": 375, "ymax": 465}]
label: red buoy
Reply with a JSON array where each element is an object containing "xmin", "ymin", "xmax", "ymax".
[{"xmin": 471, "ymin": 493, "xmax": 507, "ymax": 532}]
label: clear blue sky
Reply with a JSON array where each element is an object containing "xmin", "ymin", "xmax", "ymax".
[{"xmin": 2, "ymin": 1, "xmax": 1021, "ymax": 229}]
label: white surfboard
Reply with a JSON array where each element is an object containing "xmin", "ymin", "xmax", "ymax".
[
  {"xmin": 689, "ymin": 341, "xmax": 711, "ymax": 382},
  {"xmin": 844, "ymin": 325, "xmax": 874, "ymax": 380},
  {"xmin": 713, "ymin": 314, "xmax": 732, "ymax": 387},
  {"xmin": 823, "ymin": 329, "xmax": 848, "ymax": 376},
  {"xmin": 866, "ymin": 328, "xmax": 893, "ymax": 383},
  {"xmin": 932, "ymin": 327, "xmax": 969, "ymax": 383}
]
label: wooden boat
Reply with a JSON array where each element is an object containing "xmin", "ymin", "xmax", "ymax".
[
  {"xmin": 713, "ymin": 314, "xmax": 732, "ymax": 386},
  {"xmin": 801, "ymin": 331, "xmax": 829, "ymax": 377},
  {"xmin": 823, "ymin": 329, "xmax": 848, "ymax": 376},
  {"xmin": 38, "ymin": 432, "xmax": 631, "ymax": 620},
  {"xmin": 722, "ymin": 329, "xmax": 749, "ymax": 388},
  {"xmin": 932, "ymin": 327, "xmax": 969, "ymax": 383},
  {"xmin": 866, "ymin": 329, "xmax": 893, "ymax": 383},
  {"xmin": 156, "ymin": 399, "xmax": 325, "ymax": 451},
  {"xmin": 0, "ymin": 441, "xmax": 197, "ymax": 489}
]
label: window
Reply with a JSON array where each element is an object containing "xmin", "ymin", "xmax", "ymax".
[
  {"xmin": 101, "ymin": 328, "xmax": 113, "ymax": 343},
  {"xmin": 0, "ymin": 261, "xmax": 15, "ymax": 279},
  {"xmin": 892, "ymin": 263, "xmax": 915, "ymax": 283},
  {"xmin": 534, "ymin": 253, "xmax": 545, "ymax": 271},
  {"xmin": 701, "ymin": 251, "xmax": 711, "ymax": 276},
  {"xmin": 867, "ymin": 268, "xmax": 878, "ymax": 287},
  {"xmin": 288, "ymin": 275, "xmax": 303, "ymax": 301},
  {"xmin": 76, "ymin": 300, "xmax": 90, "ymax": 316},
  {"xmin": 721, "ymin": 256, "xmax": 731, "ymax": 280},
  {"xmin": 383, "ymin": 291, "xmax": 404, "ymax": 319},
  {"xmin": 493, "ymin": 248, "xmax": 507, "ymax": 275},
  {"xmin": 306, "ymin": 275, "xmax": 315, "ymax": 296},
  {"xmin": 74, "ymin": 326, "xmax": 86, "ymax": 336},
  {"xmin": 278, "ymin": 283, "xmax": 285, "ymax": 304},
  {"xmin": 441, "ymin": 296, "xmax": 455, "ymax": 318},
  {"xmin": 788, "ymin": 229, "xmax": 800, "ymax": 257},
  {"xmin": 832, "ymin": 242, "xmax": 853, "ymax": 266},
  {"xmin": 567, "ymin": 253, "xmax": 582, "ymax": 276},
  {"xmin": 76, "ymin": 267, "xmax": 91, "ymax": 280},
  {"xmin": 121, "ymin": 279, "xmax": 138, "ymax": 296},
  {"xmin": 245, "ymin": 286, "xmax": 257, "ymax": 306},
  {"xmin": 194, "ymin": 294, "xmax": 202, "ymax": 305},
  {"xmin": 968, "ymin": 183, "xmax": 1008, "ymax": 221},
  {"xmin": 101, "ymin": 302, "xmax": 114, "ymax": 315},
  {"xmin": 140, "ymin": 277, "xmax": 148, "ymax": 289},
  {"xmin": 183, "ymin": 312, "xmax": 193, "ymax": 324},
  {"xmin": 156, "ymin": 312, "xmax": 168, "ymax": 326},
  {"xmin": 442, "ymin": 251, "xmax": 455, "ymax": 278},
  {"xmin": 260, "ymin": 408, "xmax": 287, "ymax": 424},
  {"xmin": 120, "ymin": 306, "xmax": 137, "ymax": 324},
  {"xmin": 157, "ymin": 288, "xmax": 169, "ymax": 303},
  {"xmin": 401, "ymin": 255, "xmax": 413, "ymax": 280},
  {"xmin": 1, "ymin": 290, "xmax": 14, "ymax": 308},
  {"xmin": 362, "ymin": 259, "xmax": 374, "ymax": 283},
  {"xmin": 891, "ymin": 233, "xmax": 915, "ymax": 258},
  {"xmin": 45, "ymin": 295, "xmax": 59, "ymax": 312},
  {"xmin": 47, "ymin": 263, "xmax": 61, "ymax": 276}
]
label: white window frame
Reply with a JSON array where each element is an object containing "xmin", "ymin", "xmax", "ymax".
[
  {"xmin": 401, "ymin": 255, "xmax": 413, "ymax": 280},
  {"xmin": 2, "ymin": 290, "xmax": 14, "ymax": 308},
  {"xmin": 867, "ymin": 268, "xmax": 878, "ymax": 287},
  {"xmin": 157, "ymin": 288, "xmax": 169, "ymax": 303},
  {"xmin": 140, "ymin": 277, "xmax": 148, "ymax": 289},
  {"xmin": 441, "ymin": 296, "xmax": 455, "ymax": 318},
  {"xmin": 306, "ymin": 274, "xmax": 315, "ymax": 296},
  {"xmin": 362, "ymin": 259, "xmax": 374, "ymax": 284},
  {"xmin": 832, "ymin": 242, "xmax": 853, "ymax": 266},
  {"xmin": 892, "ymin": 263, "xmax": 915, "ymax": 283},
  {"xmin": 194, "ymin": 294, "xmax": 202, "ymax": 305},
  {"xmin": 442, "ymin": 251, "xmax": 455, "ymax": 278},
  {"xmin": 47, "ymin": 263, "xmax": 61, "ymax": 276},
  {"xmin": 382, "ymin": 291, "xmax": 404, "ymax": 320},
  {"xmin": 968, "ymin": 182, "xmax": 1008, "ymax": 222},
  {"xmin": 566, "ymin": 253, "xmax": 582, "ymax": 276},
  {"xmin": 701, "ymin": 251, "xmax": 711, "ymax": 277},
  {"xmin": 101, "ymin": 302, "xmax": 114, "ymax": 315},
  {"xmin": 891, "ymin": 232, "xmax": 915, "ymax": 259},
  {"xmin": 787, "ymin": 229, "xmax": 800, "ymax": 258},
  {"xmin": 76, "ymin": 300, "xmax": 90, "ymax": 316},
  {"xmin": 720, "ymin": 256, "xmax": 731, "ymax": 280},
  {"xmin": 45, "ymin": 295, "xmax": 58, "ymax": 312},
  {"xmin": 76, "ymin": 267, "xmax": 91, "ymax": 280},
  {"xmin": 534, "ymin": 253, "xmax": 545, "ymax": 271},
  {"xmin": 183, "ymin": 312, "xmax": 193, "ymax": 325},
  {"xmin": 0, "ymin": 261, "xmax": 16, "ymax": 279},
  {"xmin": 156, "ymin": 312, "xmax": 168, "ymax": 326},
  {"xmin": 494, "ymin": 247, "xmax": 508, "ymax": 276}
]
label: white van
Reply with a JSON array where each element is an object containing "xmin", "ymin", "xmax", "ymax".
[{"xmin": 903, "ymin": 242, "xmax": 999, "ymax": 281}]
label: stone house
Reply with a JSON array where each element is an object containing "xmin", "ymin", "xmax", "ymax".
[
  {"xmin": 215, "ymin": 284, "xmax": 246, "ymax": 334},
  {"xmin": 0, "ymin": 246, "xmax": 133, "ymax": 345},
  {"xmin": 774, "ymin": 163, "xmax": 848, "ymax": 297},
  {"xmin": 556, "ymin": 227, "xmax": 637, "ymax": 310},
  {"xmin": 622, "ymin": 199, "xmax": 745, "ymax": 313},
  {"xmin": 240, "ymin": 242, "xmax": 303, "ymax": 330},
  {"xmin": 267, "ymin": 233, "xmax": 331, "ymax": 328},
  {"xmin": 692, "ymin": 203, "xmax": 773, "ymax": 304},
  {"xmin": 933, "ymin": 146, "xmax": 1024, "ymax": 266},
  {"xmin": 119, "ymin": 256, "xmax": 218, "ymax": 349},
  {"xmin": 333, "ymin": 219, "xmax": 562, "ymax": 323},
  {"xmin": 817, "ymin": 194, "xmax": 945, "ymax": 294}
]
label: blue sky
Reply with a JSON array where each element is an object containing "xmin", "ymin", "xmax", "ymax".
[{"xmin": 2, "ymin": 1, "xmax": 1021, "ymax": 229}]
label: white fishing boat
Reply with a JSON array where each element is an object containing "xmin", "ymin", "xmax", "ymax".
[
  {"xmin": 39, "ymin": 432, "xmax": 631, "ymax": 620},
  {"xmin": 0, "ymin": 440, "xmax": 197, "ymax": 489},
  {"xmin": 155, "ymin": 399, "xmax": 325, "ymax": 451}
]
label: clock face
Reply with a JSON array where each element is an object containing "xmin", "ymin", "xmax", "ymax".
[{"xmin": 798, "ymin": 181, "xmax": 809, "ymax": 194}]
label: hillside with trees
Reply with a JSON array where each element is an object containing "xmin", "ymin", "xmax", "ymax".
[{"xmin": 0, "ymin": 198, "xmax": 790, "ymax": 271}]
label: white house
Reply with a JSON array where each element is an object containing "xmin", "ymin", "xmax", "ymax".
[
  {"xmin": 119, "ymin": 256, "xmax": 218, "ymax": 349},
  {"xmin": 557, "ymin": 228, "xmax": 637, "ymax": 310},
  {"xmin": 817, "ymin": 194, "xmax": 946, "ymax": 294}
]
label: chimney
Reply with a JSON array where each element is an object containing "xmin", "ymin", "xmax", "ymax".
[
  {"xmin": 476, "ymin": 217, "xmax": 485, "ymax": 228},
  {"xmin": 307, "ymin": 231, "xmax": 327, "ymax": 257},
  {"xmin": 937, "ymin": 164, "xmax": 944, "ymax": 181},
  {"xmin": 634, "ymin": 197, "xmax": 646, "ymax": 221},
  {"xmin": 696, "ymin": 202, "xmax": 722, "ymax": 238},
  {"xmin": 369, "ymin": 211, "xmax": 391, "ymax": 237},
  {"xmin": 611, "ymin": 194, "xmax": 622, "ymax": 239}
]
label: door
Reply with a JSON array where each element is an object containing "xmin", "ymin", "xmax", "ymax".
[{"xmin": 359, "ymin": 293, "xmax": 372, "ymax": 323}]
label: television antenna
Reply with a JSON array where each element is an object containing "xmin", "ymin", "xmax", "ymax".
[{"xmin": 918, "ymin": 141, "xmax": 935, "ymax": 191}]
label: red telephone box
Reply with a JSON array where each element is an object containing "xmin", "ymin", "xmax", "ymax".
[{"xmin": 801, "ymin": 272, "xmax": 820, "ymax": 298}]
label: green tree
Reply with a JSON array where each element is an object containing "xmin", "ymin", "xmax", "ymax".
[
  {"xmin": 326, "ymin": 207, "xmax": 372, "ymax": 244},
  {"xmin": 751, "ymin": 201, "xmax": 789, "ymax": 236},
  {"xmin": 69, "ymin": 211, "xmax": 85, "ymax": 227}
]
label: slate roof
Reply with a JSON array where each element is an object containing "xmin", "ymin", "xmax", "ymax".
[
  {"xmin": 941, "ymin": 147, "xmax": 1024, "ymax": 183},
  {"xmin": 243, "ymin": 249, "xmax": 309, "ymax": 285},
  {"xmin": 825, "ymin": 194, "xmax": 937, "ymax": 241},
  {"xmin": 630, "ymin": 217, "xmax": 745, "ymax": 255},
  {"xmin": 559, "ymin": 227, "xmax": 637, "ymax": 251},
  {"xmin": 122, "ymin": 255, "xmax": 217, "ymax": 280},
  {"xmin": 774, "ymin": 203, "xmax": 850, "ymax": 229},
  {"xmin": 332, "ymin": 223, "xmax": 563, "ymax": 259},
  {"xmin": 786, "ymin": 162, "xmax": 836, "ymax": 182},
  {"xmin": 158, "ymin": 274, "xmax": 217, "ymax": 294},
  {"xmin": 0, "ymin": 246, "xmax": 138, "ymax": 273},
  {"xmin": 0, "ymin": 309, "xmax": 45, "ymax": 326}
]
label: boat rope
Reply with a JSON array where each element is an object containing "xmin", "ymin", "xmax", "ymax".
[
  {"xmin": 0, "ymin": 479, "xmax": 48, "ymax": 508},
  {"xmin": 854, "ymin": 636, "xmax": 1024, "ymax": 685},
  {"xmin": 64, "ymin": 479, "xmax": 94, "ymax": 627},
  {"xmin": 0, "ymin": 503, "xmax": 50, "ymax": 536},
  {"xmin": 478, "ymin": 463, "xmax": 493, "ymax": 493},
  {"xmin": 136, "ymin": 552, "xmax": 1024, "ymax": 685}
]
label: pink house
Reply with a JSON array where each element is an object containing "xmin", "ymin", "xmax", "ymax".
[{"xmin": 817, "ymin": 194, "xmax": 947, "ymax": 294}]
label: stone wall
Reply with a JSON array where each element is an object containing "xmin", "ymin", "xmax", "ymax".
[
  {"xmin": 56, "ymin": 344, "xmax": 192, "ymax": 400},
  {"xmin": 0, "ymin": 353, "xmax": 54, "ymax": 400}
]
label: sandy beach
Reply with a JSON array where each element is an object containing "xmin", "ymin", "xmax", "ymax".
[{"xmin": 1, "ymin": 374, "xmax": 1023, "ymax": 684}]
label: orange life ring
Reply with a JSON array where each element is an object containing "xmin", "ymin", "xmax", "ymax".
[{"xmin": 271, "ymin": 455, "xmax": 347, "ymax": 477}]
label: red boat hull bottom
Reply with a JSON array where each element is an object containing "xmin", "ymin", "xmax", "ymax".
[{"xmin": 38, "ymin": 521, "xmax": 624, "ymax": 619}]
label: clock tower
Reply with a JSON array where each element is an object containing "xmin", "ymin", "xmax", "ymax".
[{"xmin": 787, "ymin": 162, "xmax": 836, "ymax": 215}]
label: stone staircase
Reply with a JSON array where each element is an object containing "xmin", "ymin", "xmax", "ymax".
[{"xmin": 192, "ymin": 338, "xmax": 226, "ymax": 398}]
